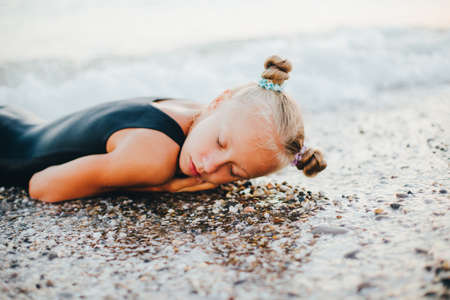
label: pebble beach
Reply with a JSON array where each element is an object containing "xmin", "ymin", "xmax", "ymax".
[{"xmin": 1, "ymin": 2, "xmax": 450, "ymax": 298}]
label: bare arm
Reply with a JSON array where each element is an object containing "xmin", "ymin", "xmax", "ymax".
[
  {"xmin": 128, "ymin": 177, "xmax": 219, "ymax": 193},
  {"xmin": 29, "ymin": 131, "xmax": 177, "ymax": 202},
  {"xmin": 29, "ymin": 154, "xmax": 115, "ymax": 202}
]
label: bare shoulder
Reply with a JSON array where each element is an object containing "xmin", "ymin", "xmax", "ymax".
[
  {"xmin": 160, "ymin": 98, "xmax": 205, "ymax": 110},
  {"xmin": 105, "ymin": 128, "xmax": 180, "ymax": 186},
  {"xmin": 149, "ymin": 99, "xmax": 204, "ymax": 137}
]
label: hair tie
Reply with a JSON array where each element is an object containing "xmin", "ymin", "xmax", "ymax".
[
  {"xmin": 258, "ymin": 78, "xmax": 284, "ymax": 92},
  {"xmin": 291, "ymin": 145, "xmax": 308, "ymax": 167}
]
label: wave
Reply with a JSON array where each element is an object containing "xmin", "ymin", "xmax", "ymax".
[{"xmin": 0, "ymin": 28, "xmax": 449, "ymax": 119}]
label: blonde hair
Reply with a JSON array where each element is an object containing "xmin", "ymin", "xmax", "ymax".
[{"xmin": 227, "ymin": 55, "xmax": 327, "ymax": 177}]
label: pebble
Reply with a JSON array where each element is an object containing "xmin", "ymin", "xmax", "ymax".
[
  {"xmin": 396, "ymin": 193, "xmax": 409, "ymax": 199},
  {"xmin": 58, "ymin": 292, "xmax": 73, "ymax": 299},
  {"xmin": 344, "ymin": 250, "xmax": 360, "ymax": 259},
  {"xmin": 357, "ymin": 282, "xmax": 374, "ymax": 292},
  {"xmin": 390, "ymin": 203, "xmax": 401, "ymax": 209},
  {"xmin": 439, "ymin": 189, "xmax": 447, "ymax": 194},
  {"xmin": 243, "ymin": 206, "xmax": 256, "ymax": 213},
  {"xmin": 311, "ymin": 225, "xmax": 348, "ymax": 235},
  {"xmin": 48, "ymin": 252, "xmax": 58, "ymax": 260},
  {"xmin": 374, "ymin": 208, "xmax": 384, "ymax": 215}
]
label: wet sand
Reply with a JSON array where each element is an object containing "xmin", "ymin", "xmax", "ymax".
[{"xmin": 1, "ymin": 88, "xmax": 449, "ymax": 299}]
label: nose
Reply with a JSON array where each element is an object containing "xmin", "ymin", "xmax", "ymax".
[{"xmin": 201, "ymin": 151, "xmax": 226, "ymax": 175}]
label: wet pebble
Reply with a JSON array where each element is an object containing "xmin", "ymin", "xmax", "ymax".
[
  {"xmin": 344, "ymin": 250, "xmax": 360, "ymax": 259},
  {"xmin": 58, "ymin": 292, "xmax": 73, "ymax": 299},
  {"xmin": 357, "ymin": 282, "xmax": 374, "ymax": 292},
  {"xmin": 390, "ymin": 203, "xmax": 401, "ymax": 209},
  {"xmin": 374, "ymin": 208, "xmax": 384, "ymax": 215},
  {"xmin": 243, "ymin": 206, "xmax": 256, "ymax": 213},
  {"xmin": 311, "ymin": 225, "xmax": 348, "ymax": 235},
  {"xmin": 48, "ymin": 252, "xmax": 58, "ymax": 260},
  {"xmin": 396, "ymin": 193, "xmax": 409, "ymax": 199}
]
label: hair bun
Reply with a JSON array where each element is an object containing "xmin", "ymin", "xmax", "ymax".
[
  {"xmin": 295, "ymin": 148, "xmax": 327, "ymax": 177},
  {"xmin": 261, "ymin": 55, "xmax": 293, "ymax": 85}
]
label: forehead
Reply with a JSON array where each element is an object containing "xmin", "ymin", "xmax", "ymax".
[{"xmin": 219, "ymin": 104, "xmax": 281, "ymax": 177}]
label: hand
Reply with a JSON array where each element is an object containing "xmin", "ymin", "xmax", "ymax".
[
  {"xmin": 176, "ymin": 181, "xmax": 219, "ymax": 192},
  {"xmin": 132, "ymin": 177, "xmax": 219, "ymax": 193}
]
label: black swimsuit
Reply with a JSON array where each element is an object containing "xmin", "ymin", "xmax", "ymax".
[{"xmin": 0, "ymin": 97, "xmax": 187, "ymax": 187}]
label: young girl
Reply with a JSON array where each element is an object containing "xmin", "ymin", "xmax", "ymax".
[{"xmin": 0, "ymin": 55, "xmax": 326, "ymax": 202}]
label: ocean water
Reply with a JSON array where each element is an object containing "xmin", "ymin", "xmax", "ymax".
[{"xmin": 0, "ymin": 1, "xmax": 449, "ymax": 119}]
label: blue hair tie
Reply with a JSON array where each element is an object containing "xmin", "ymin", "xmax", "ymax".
[{"xmin": 258, "ymin": 78, "xmax": 284, "ymax": 92}]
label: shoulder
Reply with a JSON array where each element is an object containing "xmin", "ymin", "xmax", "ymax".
[
  {"xmin": 105, "ymin": 128, "xmax": 180, "ymax": 186},
  {"xmin": 150, "ymin": 99, "xmax": 205, "ymax": 136}
]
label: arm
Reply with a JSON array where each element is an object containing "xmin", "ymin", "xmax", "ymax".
[
  {"xmin": 29, "ymin": 151, "xmax": 175, "ymax": 202},
  {"xmin": 29, "ymin": 154, "xmax": 114, "ymax": 202},
  {"xmin": 128, "ymin": 177, "xmax": 219, "ymax": 193},
  {"xmin": 29, "ymin": 131, "xmax": 178, "ymax": 202}
]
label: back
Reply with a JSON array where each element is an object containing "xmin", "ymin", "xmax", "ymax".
[{"xmin": 0, "ymin": 97, "xmax": 186, "ymax": 186}]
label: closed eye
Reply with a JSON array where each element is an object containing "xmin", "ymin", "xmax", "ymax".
[
  {"xmin": 218, "ymin": 136, "xmax": 244, "ymax": 179},
  {"xmin": 230, "ymin": 167, "xmax": 238, "ymax": 178},
  {"xmin": 217, "ymin": 136, "xmax": 225, "ymax": 148}
]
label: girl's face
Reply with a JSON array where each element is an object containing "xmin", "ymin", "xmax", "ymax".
[{"xmin": 179, "ymin": 96, "xmax": 281, "ymax": 184}]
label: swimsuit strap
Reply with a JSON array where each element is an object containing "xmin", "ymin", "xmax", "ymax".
[{"xmin": 150, "ymin": 97, "xmax": 186, "ymax": 148}]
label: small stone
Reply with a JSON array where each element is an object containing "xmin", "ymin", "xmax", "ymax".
[
  {"xmin": 273, "ymin": 217, "xmax": 284, "ymax": 224},
  {"xmin": 344, "ymin": 250, "xmax": 359, "ymax": 259},
  {"xmin": 439, "ymin": 189, "xmax": 447, "ymax": 194},
  {"xmin": 46, "ymin": 280, "xmax": 54, "ymax": 287},
  {"xmin": 442, "ymin": 278, "xmax": 450, "ymax": 288},
  {"xmin": 357, "ymin": 282, "xmax": 374, "ymax": 292},
  {"xmin": 390, "ymin": 203, "xmax": 401, "ymax": 209},
  {"xmin": 415, "ymin": 248, "xmax": 428, "ymax": 255},
  {"xmin": 441, "ymin": 261, "xmax": 450, "ymax": 271},
  {"xmin": 374, "ymin": 208, "xmax": 384, "ymax": 215},
  {"xmin": 48, "ymin": 252, "xmax": 58, "ymax": 260},
  {"xmin": 58, "ymin": 292, "xmax": 73, "ymax": 299},
  {"xmin": 396, "ymin": 193, "xmax": 408, "ymax": 199},
  {"xmin": 286, "ymin": 194, "xmax": 294, "ymax": 201},
  {"xmin": 229, "ymin": 205, "xmax": 239, "ymax": 213},
  {"xmin": 243, "ymin": 206, "xmax": 256, "ymax": 213},
  {"xmin": 311, "ymin": 225, "xmax": 348, "ymax": 235},
  {"xmin": 233, "ymin": 279, "xmax": 247, "ymax": 285}
]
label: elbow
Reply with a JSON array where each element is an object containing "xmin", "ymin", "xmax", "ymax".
[
  {"xmin": 28, "ymin": 172, "xmax": 61, "ymax": 203},
  {"xmin": 28, "ymin": 173, "xmax": 42, "ymax": 200}
]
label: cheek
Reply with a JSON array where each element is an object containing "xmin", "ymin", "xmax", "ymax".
[{"xmin": 206, "ymin": 168, "xmax": 234, "ymax": 184}]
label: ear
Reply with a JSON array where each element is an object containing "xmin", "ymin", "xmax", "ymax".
[{"xmin": 208, "ymin": 89, "xmax": 232, "ymax": 112}]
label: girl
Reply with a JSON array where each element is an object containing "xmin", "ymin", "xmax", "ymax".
[{"xmin": 0, "ymin": 55, "xmax": 326, "ymax": 202}]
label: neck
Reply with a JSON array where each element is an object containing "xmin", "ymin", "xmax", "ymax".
[{"xmin": 186, "ymin": 108, "xmax": 205, "ymax": 135}]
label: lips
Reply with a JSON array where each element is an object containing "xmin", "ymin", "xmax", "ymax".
[{"xmin": 190, "ymin": 158, "xmax": 201, "ymax": 176}]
